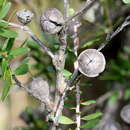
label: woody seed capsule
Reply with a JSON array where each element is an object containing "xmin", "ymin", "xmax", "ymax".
[
  {"xmin": 78, "ymin": 49, "xmax": 106, "ymax": 77},
  {"xmin": 16, "ymin": 9, "xmax": 34, "ymax": 24},
  {"xmin": 40, "ymin": 8, "xmax": 64, "ymax": 34},
  {"xmin": 120, "ymin": 104, "xmax": 130, "ymax": 124}
]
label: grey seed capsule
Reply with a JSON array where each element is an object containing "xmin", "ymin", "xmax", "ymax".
[
  {"xmin": 78, "ymin": 49, "xmax": 106, "ymax": 77},
  {"xmin": 93, "ymin": 120, "xmax": 122, "ymax": 130},
  {"xmin": 120, "ymin": 104, "xmax": 130, "ymax": 124},
  {"xmin": 29, "ymin": 77, "xmax": 50, "ymax": 102},
  {"xmin": 16, "ymin": 9, "xmax": 34, "ymax": 24},
  {"xmin": 40, "ymin": 8, "xmax": 64, "ymax": 34}
]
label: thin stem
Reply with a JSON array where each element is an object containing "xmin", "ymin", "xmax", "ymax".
[
  {"xmin": 64, "ymin": 0, "xmax": 69, "ymax": 18},
  {"xmin": 98, "ymin": 15, "xmax": 130, "ymax": 51},
  {"xmin": 73, "ymin": 19, "xmax": 81, "ymax": 130},
  {"xmin": 65, "ymin": 0, "xmax": 97, "ymax": 23},
  {"xmin": 76, "ymin": 83, "xmax": 81, "ymax": 130},
  {"xmin": 6, "ymin": 21, "xmax": 54, "ymax": 59}
]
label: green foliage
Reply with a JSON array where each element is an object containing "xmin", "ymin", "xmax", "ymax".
[
  {"xmin": 81, "ymin": 119, "xmax": 100, "ymax": 129},
  {"xmin": 0, "ymin": 0, "xmax": 6, "ymax": 9},
  {"xmin": 81, "ymin": 100, "xmax": 96, "ymax": 106},
  {"xmin": 124, "ymin": 88, "xmax": 130, "ymax": 100},
  {"xmin": 0, "ymin": 20, "xmax": 8, "ymax": 27},
  {"xmin": 80, "ymin": 38, "xmax": 100, "ymax": 48},
  {"xmin": 2, "ymin": 38, "xmax": 15, "ymax": 51},
  {"xmin": 0, "ymin": 0, "xmax": 30, "ymax": 100},
  {"xmin": 68, "ymin": 8, "xmax": 75, "ymax": 15},
  {"xmin": 9, "ymin": 48, "xmax": 30, "ymax": 57},
  {"xmin": 64, "ymin": 103, "xmax": 76, "ymax": 110},
  {"xmin": 0, "ymin": 2, "xmax": 11, "ymax": 19},
  {"xmin": 59, "ymin": 115, "xmax": 75, "ymax": 124},
  {"xmin": 14, "ymin": 63, "xmax": 29, "ymax": 75},
  {"xmin": 1, "ymin": 58, "xmax": 8, "ymax": 76},
  {"xmin": 0, "ymin": 28, "xmax": 18, "ymax": 38},
  {"xmin": 63, "ymin": 69, "xmax": 72, "ymax": 79},
  {"xmin": 1, "ymin": 68, "xmax": 12, "ymax": 101},
  {"xmin": 81, "ymin": 112, "xmax": 103, "ymax": 121}
]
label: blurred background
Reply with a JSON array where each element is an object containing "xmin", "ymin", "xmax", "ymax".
[{"xmin": 1, "ymin": 0, "xmax": 130, "ymax": 130}]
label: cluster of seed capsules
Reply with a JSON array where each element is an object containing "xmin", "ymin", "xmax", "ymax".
[
  {"xmin": 16, "ymin": 8, "xmax": 106, "ymax": 78},
  {"xmin": 16, "ymin": 8, "xmax": 130, "ymax": 130}
]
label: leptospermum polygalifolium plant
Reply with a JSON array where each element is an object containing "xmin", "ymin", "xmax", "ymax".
[{"xmin": 0, "ymin": 0, "xmax": 130, "ymax": 129}]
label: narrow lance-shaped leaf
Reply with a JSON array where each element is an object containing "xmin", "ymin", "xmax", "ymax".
[
  {"xmin": 0, "ymin": 20, "xmax": 8, "ymax": 27},
  {"xmin": 59, "ymin": 115, "xmax": 75, "ymax": 124},
  {"xmin": 81, "ymin": 100, "xmax": 96, "ymax": 106},
  {"xmin": 81, "ymin": 112, "xmax": 103, "ymax": 121},
  {"xmin": 63, "ymin": 69, "xmax": 72, "ymax": 79},
  {"xmin": 64, "ymin": 103, "xmax": 76, "ymax": 110},
  {"xmin": 80, "ymin": 38, "xmax": 100, "ymax": 49},
  {"xmin": 0, "ymin": 2, "xmax": 11, "ymax": 19},
  {"xmin": 1, "ymin": 68, "xmax": 12, "ymax": 101},
  {"xmin": 9, "ymin": 47, "xmax": 30, "ymax": 57},
  {"xmin": 0, "ymin": 28, "xmax": 18, "ymax": 38},
  {"xmin": 14, "ymin": 63, "xmax": 29, "ymax": 75},
  {"xmin": 81, "ymin": 119, "xmax": 100, "ymax": 129},
  {"xmin": 2, "ymin": 38, "xmax": 15, "ymax": 51},
  {"xmin": 0, "ymin": 0, "xmax": 6, "ymax": 9},
  {"xmin": 1, "ymin": 58, "xmax": 8, "ymax": 77}
]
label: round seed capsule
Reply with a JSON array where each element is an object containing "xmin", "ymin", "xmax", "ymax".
[
  {"xmin": 78, "ymin": 49, "xmax": 106, "ymax": 77},
  {"xmin": 40, "ymin": 8, "xmax": 64, "ymax": 34},
  {"xmin": 16, "ymin": 9, "xmax": 34, "ymax": 24},
  {"xmin": 120, "ymin": 104, "xmax": 130, "ymax": 124},
  {"xmin": 29, "ymin": 77, "xmax": 50, "ymax": 102}
]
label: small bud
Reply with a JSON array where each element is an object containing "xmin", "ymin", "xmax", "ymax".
[
  {"xmin": 16, "ymin": 9, "xmax": 34, "ymax": 24},
  {"xmin": 93, "ymin": 120, "xmax": 122, "ymax": 130},
  {"xmin": 40, "ymin": 8, "xmax": 64, "ymax": 34},
  {"xmin": 120, "ymin": 104, "xmax": 130, "ymax": 124},
  {"xmin": 78, "ymin": 49, "xmax": 106, "ymax": 77}
]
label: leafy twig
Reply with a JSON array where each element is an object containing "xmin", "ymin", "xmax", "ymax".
[{"xmin": 6, "ymin": 21, "xmax": 54, "ymax": 59}]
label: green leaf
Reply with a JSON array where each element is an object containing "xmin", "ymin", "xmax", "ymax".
[
  {"xmin": 0, "ymin": 2, "xmax": 11, "ymax": 19},
  {"xmin": 0, "ymin": 0, "xmax": 6, "ymax": 9},
  {"xmin": 0, "ymin": 20, "xmax": 8, "ymax": 27},
  {"xmin": 14, "ymin": 63, "xmax": 29, "ymax": 75},
  {"xmin": 9, "ymin": 47, "xmax": 30, "ymax": 57},
  {"xmin": 68, "ymin": 8, "xmax": 75, "ymax": 15},
  {"xmin": 59, "ymin": 115, "xmax": 75, "ymax": 124},
  {"xmin": 21, "ymin": 57, "xmax": 30, "ymax": 64},
  {"xmin": 1, "ymin": 69, "xmax": 12, "ymax": 101},
  {"xmin": 63, "ymin": 69, "xmax": 72, "ymax": 78},
  {"xmin": 124, "ymin": 88, "xmax": 130, "ymax": 100},
  {"xmin": 81, "ymin": 100, "xmax": 96, "ymax": 106},
  {"xmin": 122, "ymin": 0, "xmax": 130, "ymax": 4},
  {"xmin": 2, "ymin": 38, "xmax": 15, "ymax": 51},
  {"xmin": 80, "ymin": 38, "xmax": 100, "ymax": 48},
  {"xmin": 64, "ymin": 103, "xmax": 76, "ymax": 110},
  {"xmin": 81, "ymin": 119, "xmax": 100, "ymax": 128},
  {"xmin": 1, "ymin": 58, "xmax": 8, "ymax": 77},
  {"xmin": 81, "ymin": 112, "xmax": 103, "ymax": 121},
  {"xmin": 0, "ymin": 28, "xmax": 18, "ymax": 38}
]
